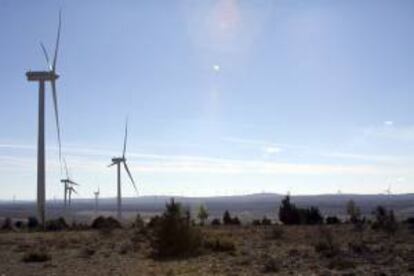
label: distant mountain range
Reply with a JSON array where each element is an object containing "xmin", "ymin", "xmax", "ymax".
[{"xmin": 1, "ymin": 193, "xmax": 413, "ymax": 221}]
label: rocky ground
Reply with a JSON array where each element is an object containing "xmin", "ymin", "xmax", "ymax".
[{"xmin": 0, "ymin": 224, "xmax": 413, "ymax": 276}]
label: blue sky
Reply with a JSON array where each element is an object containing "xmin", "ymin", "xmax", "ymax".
[{"xmin": 1, "ymin": 0, "xmax": 414, "ymax": 200}]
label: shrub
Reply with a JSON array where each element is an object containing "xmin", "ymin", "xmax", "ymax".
[
  {"xmin": 22, "ymin": 251, "xmax": 51, "ymax": 262},
  {"xmin": 45, "ymin": 217, "xmax": 68, "ymax": 231},
  {"xmin": 252, "ymin": 219, "xmax": 261, "ymax": 226},
  {"xmin": 261, "ymin": 216, "xmax": 272, "ymax": 226},
  {"xmin": 222, "ymin": 210, "xmax": 241, "ymax": 225},
  {"xmin": 133, "ymin": 214, "xmax": 145, "ymax": 229},
  {"xmin": 326, "ymin": 216, "xmax": 341, "ymax": 225},
  {"xmin": 204, "ymin": 236, "xmax": 236, "ymax": 252},
  {"xmin": 14, "ymin": 221, "xmax": 24, "ymax": 229},
  {"xmin": 403, "ymin": 217, "xmax": 414, "ymax": 225},
  {"xmin": 1, "ymin": 217, "xmax": 13, "ymax": 231},
  {"xmin": 147, "ymin": 215, "xmax": 161, "ymax": 228},
  {"xmin": 372, "ymin": 206, "xmax": 398, "ymax": 235},
  {"xmin": 151, "ymin": 198, "xmax": 202, "ymax": 258},
  {"xmin": 27, "ymin": 217, "xmax": 39, "ymax": 230},
  {"xmin": 302, "ymin": 207, "xmax": 323, "ymax": 225},
  {"xmin": 232, "ymin": 216, "xmax": 241, "ymax": 225},
  {"xmin": 211, "ymin": 218, "xmax": 221, "ymax": 226},
  {"xmin": 91, "ymin": 216, "xmax": 121, "ymax": 230}
]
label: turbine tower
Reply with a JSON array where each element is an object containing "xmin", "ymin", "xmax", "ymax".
[
  {"xmin": 60, "ymin": 159, "xmax": 80, "ymax": 215},
  {"xmin": 94, "ymin": 187, "xmax": 100, "ymax": 215},
  {"xmin": 108, "ymin": 119, "xmax": 137, "ymax": 220},
  {"xmin": 26, "ymin": 12, "xmax": 63, "ymax": 226}
]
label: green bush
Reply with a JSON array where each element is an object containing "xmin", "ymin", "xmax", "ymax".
[{"xmin": 151, "ymin": 198, "xmax": 202, "ymax": 258}]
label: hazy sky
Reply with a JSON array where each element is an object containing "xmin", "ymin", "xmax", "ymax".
[{"xmin": 1, "ymin": 0, "xmax": 414, "ymax": 200}]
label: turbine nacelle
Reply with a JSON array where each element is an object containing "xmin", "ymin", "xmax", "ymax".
[
  {"xmin": 26, "ymin": 71, "xmax": 59, "ymax": 82},
  {"xmin": 111, "ymin": 157, "xmax": 126, "ymax": 164}
]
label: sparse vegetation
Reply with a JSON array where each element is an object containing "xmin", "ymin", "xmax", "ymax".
[
  {"xmin": 204, "ymin": 236, "xmax": 236, "ymax": 252},
  {"xmin": 314, "ymin": 226, "xmax": 339, "ymax": 258}
]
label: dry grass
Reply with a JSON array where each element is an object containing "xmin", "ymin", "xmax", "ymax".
[{"xmin": 0, "ymin": 224, "xmax": 413, "ymax": 275}]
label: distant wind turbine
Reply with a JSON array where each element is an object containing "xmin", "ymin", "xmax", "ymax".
[
  {"xmin": 384, "ymin": 184, "xmax": 392, "ymax": 196},
  {"xmin": 60, "ymin": 158, "xmax": 80, "ymax": 215},
  {"xmin": 108, "ymin": 119, "xmax": 138, "ymax": 220},
  {"xmin": 94, "ymin": 186, "xmax": 100, "ymax": 215},
  {"xmin": 26, "ymin": 12, "xmax": 63, "ymax": 226}
]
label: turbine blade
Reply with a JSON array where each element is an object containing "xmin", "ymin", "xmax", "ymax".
[
  {"xmin": 63, "ymin": 157, "xmax": 69, "ymax": 178},
  {"xmin": 51, "ymin": 80, "xmax": 62, "ymax": 161},
  {"xmin": 68, "ymin": 180, "xmax": 80, "ymax": 186},
  {"xmin": 108, "ymin": 162, "xmax": 116, "ymax": 167},
  {"xmin": 52, "ymin": 10, "xmax": 62, "ymax": 71},
  {"xmin": 39, "ymin": 42, "xmax": 52, "ymax": 70},
  {"xmin": 122, "ymin": 118, "xmax": 128, "ymax": 158},
  {"xmin": 123, "ymin": 161, "xmax": 137, "ymax": 194}
]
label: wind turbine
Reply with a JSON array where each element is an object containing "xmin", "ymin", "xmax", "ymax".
[
  {"xmin": 108, "ymin": 120, "xmax": 137, "ymax": 220},
  {"xmin": 384, "ymin": 183, "xmax": 392, "ymax": 196},
  {"xmin": 60, "ymin": 158, "xmax": 80, "ymax": 214},
  {"xmin": 26, "ymin": 12, "xmax": 63, "ymax": 226},
  {"xmin": 94, "ymin": 186, "xmax": 100, "ymax": 215}
]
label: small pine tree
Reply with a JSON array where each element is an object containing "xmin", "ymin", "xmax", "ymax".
[
  {"xmin": 151, "ymin": 198, "xmax": 202, "ymax": 258},
  {"xmin": 223, "ymin": 210, "xmax": 232, "ymax": 225},
  {"xmin": 346, "ymin": 200, "xmax": 361, "ymax": 224},
  {"xmin": 279, "ymin": 195, "xmax": 301, "ymax": 225},
  {"xmin": 197, "ymin": 205, "xmax": 209, "ymax": 226}
]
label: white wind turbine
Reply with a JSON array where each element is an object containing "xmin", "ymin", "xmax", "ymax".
[
  {"xmin": 94, "ymin": 186, "xmax": 100, "ymax": 215},
  {"xmin": 60, "ymin": 158, "xmax": 80, "ymax": 215},
  {"xmin": 26, "ymin": 12, "xmax": 63, "ymax": 226},
  {"xmin": 108, "ymin": 119, "xmax": 137, "ymax": 220}
]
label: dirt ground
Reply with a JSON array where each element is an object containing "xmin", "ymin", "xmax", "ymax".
[{"xmin": 0, "ymin": 225, "xmax": 413, "ymax": 276}]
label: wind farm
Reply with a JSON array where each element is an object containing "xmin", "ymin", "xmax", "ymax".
[{"xmin": 1, "ymin": 1, "xmax": 414, "ymax": 275}]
